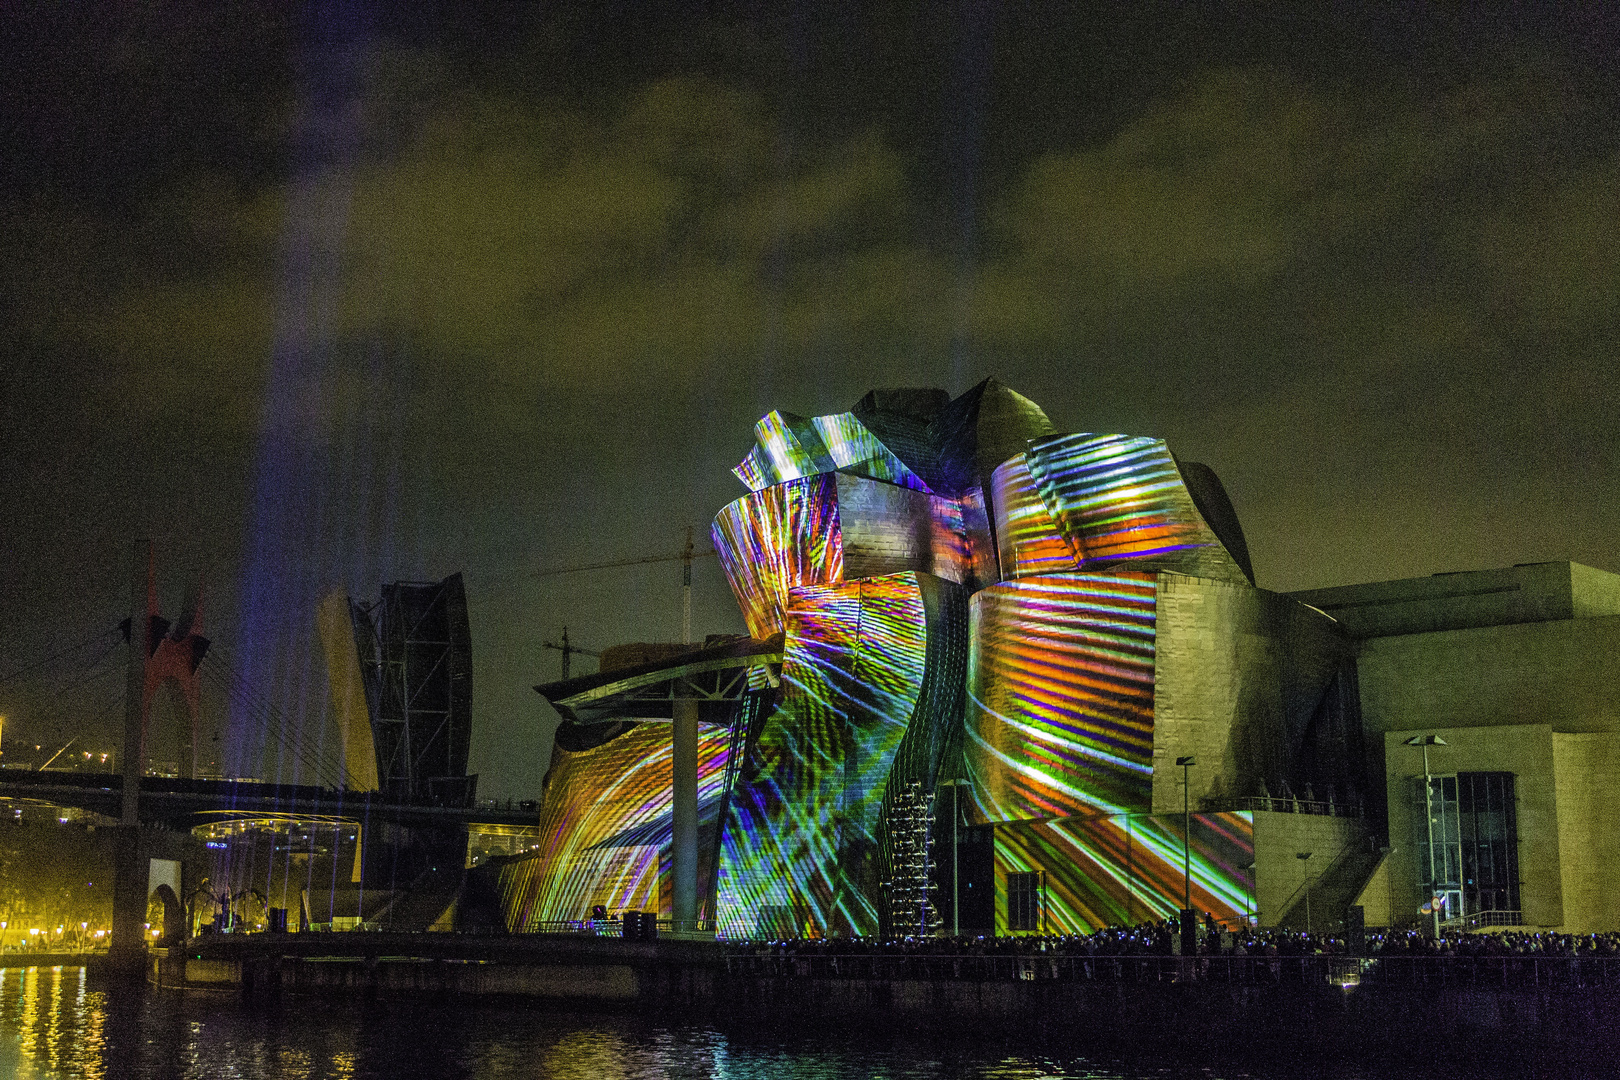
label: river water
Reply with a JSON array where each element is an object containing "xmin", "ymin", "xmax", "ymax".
[{"xmin": 0, "ymin": 965, "xmax": 1570, "ymax": 1079}]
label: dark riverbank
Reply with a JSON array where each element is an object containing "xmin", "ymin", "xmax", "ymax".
[
  {"xmin": 96, "ymin": 934, "xmax": 1620, "ymax": 1071},
  {"xmin": 10, "ymin": 964, "xmax": 1591, "ymax": 1080}
]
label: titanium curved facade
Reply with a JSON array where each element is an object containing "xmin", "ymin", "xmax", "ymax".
[
  {"xmin": 498, "ymin": 721, "xmax": 734, "ymax": 929},
  {"xmin": 524, "ymin": 377, "xmax": 1369, "ymax": 938},
  {"xmin": 964, "ymin": 572, "xmax": 1157, "ymax": 823},
  {"xmin": 715, "ymin": 573, "xmax": 935, "ymax": 938}
]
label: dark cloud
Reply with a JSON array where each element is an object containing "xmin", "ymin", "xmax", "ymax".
[{"xmin": 2, "ymin": 9, "xmax": 1617, "ymax": 795}]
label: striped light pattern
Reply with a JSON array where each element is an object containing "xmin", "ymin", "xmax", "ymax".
[
  {"xmin": 716, "ymin": 573, "xmax": 930, "ymax": 939},
  {"xmin": 712, "ymin": 475, "xmax": 844, "ymax": 638},
  {"xmin": 965, "ymin": 573, "xmax": 1156, "ymax": 823},
  {"xmin": 994, "ymin": 812, "xmax": 1254, "ymax": 934},
  {"xmin": 497, "ymin": 723, "xmax": 732, "ymax": 930},
  {"xmin": 989, "ymin": 454, "xmax": 1080, "ymax": 578},
  {"xmin": 1024, "ymin": 432, "xmax": 1240, "ymax": 579},
  {"xmin": 732, "ymin": 410, "xmax": 930, "ymax": 493}
]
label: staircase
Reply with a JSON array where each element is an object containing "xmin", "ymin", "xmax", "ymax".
[
  {"xmin": 371, "ymin": 865, "xmax": 463, "ymax": 931},
  {"xmin": 1274, "ymin": 845, "xmax": 1383, "ymax": 931}
]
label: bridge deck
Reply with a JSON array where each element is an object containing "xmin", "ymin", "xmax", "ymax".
[{"xmin": 0, "ymin": 771, "xmax": 538, "ymax": 829}]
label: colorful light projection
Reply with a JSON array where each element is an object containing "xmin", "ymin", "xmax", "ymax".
[
  {"xmin": 498, "ymin": 722, "xmax": 733, "ymax": 930},
  {"xmin": 712, "ymin": 474, "xmax": 845, "ymax": 638},
  {"xmin": 993, "ymin": 811, "xmax": 1254, "ymax": 934},
  {"xmin": 732, "ymin": 410, "xmax": 932, "ymax": 493},
  {"xmin": 989, "ymin": 454, "xmax": 1080, "ymax": 579},
  {"xmin": 835, "ymin": 472, "xmax": 981, "ymax": 587},
  {"xmin": 714, "ymin": 472, "xmax": 984, "ymax": 638},
  {"xmin": 965, "ymin": 573, "xmax": 1157, "ymax": 823},
  {"xmin": 716, "ymin": 573, "xmax": 932, "ymax": 939},
  {"xmin": 1023, "ymin": 433, "xmax": 1246, "ymax": 583}
]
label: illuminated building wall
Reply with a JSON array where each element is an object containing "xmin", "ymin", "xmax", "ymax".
[
  {"xmin": 510, "ymin": 378, "xmax": 1371, "ymax": 939},
  {"xmin": 1026, "ymin": 432, "xmax": 1248, "ymax": 583},
  {"xmin": 992, "ymin": 812, "xmax": 1255, "ymax": 934},
  {"xmin": 716, "ymin": 572, "xmax": 963, "ymax": 939},
  {"xmin": 992, "ymin": 434, "xmax": 1249, "ymax": 586},
  {"xmin": 989, "ymin": 455, "xmax": 1082, "ymax": 580},
  {"xmin": 712, "ymin": 474, "xmax": 844, "ymax": 639},
  {"xmin": 733, "ymin": 410, "xmax": 932, "ymax": 494},
  {"xmin": 965, "ymin": 573, "xmax": 1158, "ymax": 822},
  {"xmin": 498, "ymin": 721, "xmax": 733, "ymax": 929},
  {"xmin": 713, "ymin": 472, "xmax": 982, "ymax": 639}
]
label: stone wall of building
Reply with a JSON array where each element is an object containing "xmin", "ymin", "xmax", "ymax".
[
  {"xmin": 1153, "ymin": 574, "xmax": 1349, "ymax": 815},
  {"xmin": 1358, "ymin": 617, "xmax": 1620, "ymax": 740},
  {"xmin": 1552, "ymin": 731, "xmax": 1620, "ymax": 932},
  {"xmin": 1250, "ymin": 810, "xmax": 1364, "ymax": 927},
  {"xmin": 1383, "ymin": 725, "xmax": 1565, "ymax": 929}
]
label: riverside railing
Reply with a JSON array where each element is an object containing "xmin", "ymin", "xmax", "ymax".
[
  {"xmin": 526, "ymin": 918, "xmax": 718, "ymax": 937},
  {"xmin": 720, "ymin": 952, "xmax": 1620, "ymax": 988}
]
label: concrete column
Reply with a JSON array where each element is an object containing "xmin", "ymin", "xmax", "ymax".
[
  {"xmin": 110, "ymin": 540, "xmax": 150, "ymax": 968},
  {"xmin": 672, "ymin": 698, "xmax": 699, "ymax": 928}
]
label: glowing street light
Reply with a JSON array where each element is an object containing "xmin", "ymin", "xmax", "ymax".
[
  {"xmin": 1175, "ymin": 756, "xmax": 1197, "ymax": 910},
  {"xmin": 1176, "ymin": 755, "xmax": 1197, "ymax": 956},
  {"xmin": 1405, "ymin": 734, "xmax": 1448, "ymax": 937},
  {"xmin": 1296, "ymin": 852, "xmax": 1315, "ymax": 935}
]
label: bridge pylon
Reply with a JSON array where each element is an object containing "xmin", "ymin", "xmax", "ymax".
[{"xmin": 110, "ymin": 541, "xmax": 212, "ymax": 968}]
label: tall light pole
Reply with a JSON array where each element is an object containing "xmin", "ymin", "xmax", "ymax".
[
  {"xmin": 681, "ymin": 525, "xmax": 695, "ymax": 645},
  {"xmin": 1296, "ymin": 852, "xmax": 1314, "ymax": 936},
  {"xmin": 1176, "ymin": 755, "xmax": 1197, "ymax": 958},
  {"xmin": 937, "ymin": 779, "xmax": 968, "ymax": 937},
  {"xmin": 1176, "ymin": 756, "xmax": 1196, "ymax": 914},
  {"xmin": 1405, "ymin": 734, "xmax": 1447, "ymax": 937},
  {"xmin": 1239, "ymin": 861, "xmax": 1255, "ymax": 928}
]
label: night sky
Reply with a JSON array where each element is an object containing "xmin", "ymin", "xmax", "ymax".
[{"xmin": 2, "ymin": 3, "xmax": 1617, "ymax": 798}]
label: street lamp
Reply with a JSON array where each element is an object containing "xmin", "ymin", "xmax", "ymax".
[
  {"xmin": 1176, "ymin": 756, "xmax": 1197, "ymax": 956},
  {"xmin": 1296, "ymin": 852, "xmax": 1314, "ymax": 936},
  {"xmin": 937, "ymin": 779, "xmax": 970, "ymax": 937},
  {"xmin": 1404, "ymin": 734, "xmax": 1448, "ymax": 937},
  {"xmin": 1176, "ymin": 756, "xmax": 1196, "ymax": 914},
  {"xmin": 1239, "ymin": 862, "xmax": 1255, "ymax": 928}
]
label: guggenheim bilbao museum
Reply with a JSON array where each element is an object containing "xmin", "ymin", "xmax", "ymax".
[{"xmin": 499, "ymin": 379, "xmax": 1620, "ymax": 939}]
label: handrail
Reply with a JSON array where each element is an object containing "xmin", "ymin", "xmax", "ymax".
[
  {"xmin": 1210, "ymin": 797, "xmax": 1362, "ymax": 818},
  {"xmin": 718, "ymin": 952, "xmax": 1620, "ymax": 988},
  {"xmin": 1441, "ymin": 909, "xmax": 1524, "ymax": 930},
  {"xmin": 1267, "ymin": 840, "xmax": 1362, "ymax": 926},
  {"xmin": 523, "ymin": 917, "xmax": 719, "ymax": 937}
]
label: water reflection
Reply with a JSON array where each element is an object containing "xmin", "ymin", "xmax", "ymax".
[
  {"xmin": 0, "ymin": 976, "xmax": 1192, "ymax": 1080},
  {"xmin": 0, "ymin": 965, "xmax": 1555, "ymax": 1080}
]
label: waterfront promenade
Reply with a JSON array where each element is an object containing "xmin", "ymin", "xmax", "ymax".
[{"xmin": 33, "ymin": 928, "xmax": 1585, "ymax": 1065}]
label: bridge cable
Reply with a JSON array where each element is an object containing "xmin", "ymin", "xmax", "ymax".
[
  {"xmin": 0, "ymin": 627, "xmax": 121, "ymax": 687},
  {"xmin": 196, "ymin": 642, "xmax": 354, "ymax": 788},
  {"xmin": 197, "ymin": 666, "xmax": 348, "ymax": 790}
]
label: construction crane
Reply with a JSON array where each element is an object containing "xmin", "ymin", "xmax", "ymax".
[
  {"xmin": 533, "ymin": 527, "xmax": 718, "ymax": 645},
  {"xmin": 540, "ymin": 628, "xmax": 599, "ymax": 681}
]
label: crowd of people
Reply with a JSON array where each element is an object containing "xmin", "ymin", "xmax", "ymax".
[
  {"xmin": 723, "ymin": 917, "xmax": 1620, "ymax": 958},
  {"xmin": 718, "ymin": 918, "xmax": 1620, "ymax": 986}
]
